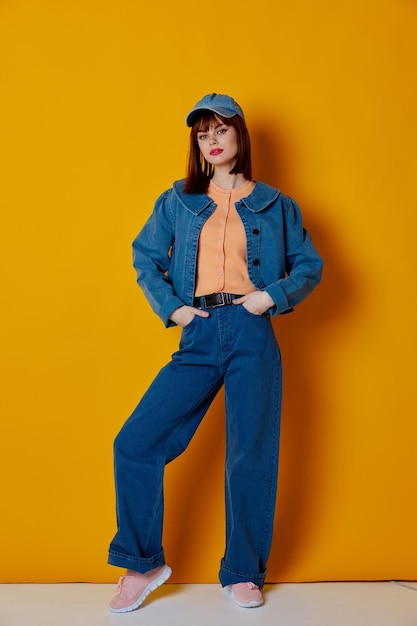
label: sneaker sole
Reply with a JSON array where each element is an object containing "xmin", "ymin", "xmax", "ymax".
[
  {"xmin": 108, "ymin": 565, "xmax": 172, "ymax": 613},
  {"xmin": 232, "ymin": 596, "xmax": 264, "ymax": 608}
]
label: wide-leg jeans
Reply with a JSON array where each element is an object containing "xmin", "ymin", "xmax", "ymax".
[{"xmin": 108, "ymin": 303, "xmax": 282, "ymax": 588}]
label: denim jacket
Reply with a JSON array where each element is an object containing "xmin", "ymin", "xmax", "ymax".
[{"xmin": 132, "ymin": 179, "xmax": 323, "ymax": 327}]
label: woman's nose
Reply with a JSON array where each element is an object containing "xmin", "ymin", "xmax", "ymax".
[{"xmin": 209, "ymin": 134, "xmax": 218, "ymax": 144}]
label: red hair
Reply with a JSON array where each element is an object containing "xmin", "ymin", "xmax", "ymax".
[{"xmin": 184, "ymin": 112, "xmax": 252, "ymax": 194}]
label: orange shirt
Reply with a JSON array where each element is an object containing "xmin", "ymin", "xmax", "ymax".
[{"xmin": 194, "ymin": 179, "xmax": 256, "ymax": 297}]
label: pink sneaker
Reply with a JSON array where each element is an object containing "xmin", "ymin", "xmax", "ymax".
[
  {"xmin": 228, "ymin": 581, "xmax": 264, "ymax": 608},
  {"xmin": 108, "ymin": 564, "xmax": 172, "ymax": 613}
]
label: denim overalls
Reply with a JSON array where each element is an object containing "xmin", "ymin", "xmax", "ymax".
[{"xmin": 108, "ymin": 180, "xmax": 323, "ymax": 587}]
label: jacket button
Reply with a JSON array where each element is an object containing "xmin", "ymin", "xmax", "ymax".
[
  {"xmin": 253, "ymin": 259, "xmax": 260, "ymax": 266},
  {"xmin": 252, "ymin": 229, "xmax": 260, "ymax": 235}
]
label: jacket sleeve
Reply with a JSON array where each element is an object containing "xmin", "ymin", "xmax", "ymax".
[
  {"xmin": 265, "ymin": 196, "xmax": 323, "ymax": 315},
  {"xmin": 132, "ymin": 189, "xmax": 184, "ymax": 327}
]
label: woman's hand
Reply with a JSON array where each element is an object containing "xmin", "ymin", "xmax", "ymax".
[
  {"xmin": 233, "ymin": 291, "xmax": 274, "ymax": 315},
  {"xmin": 169, "ymin": 305, "xmax": 210, "ymax": 327}
]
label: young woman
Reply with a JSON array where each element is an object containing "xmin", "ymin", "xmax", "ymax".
[{"xmin": 108, "ymin": 93, "xmax": 323, "ymax": 612}]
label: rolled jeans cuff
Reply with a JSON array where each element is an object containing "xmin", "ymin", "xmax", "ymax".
[
  {"xmin": 108, "ymin": 547, "xmax": 165, "ymax": 574},
  {"xmin": 218, "ymin": 558, "xmax": 266, "ymax": 588}
]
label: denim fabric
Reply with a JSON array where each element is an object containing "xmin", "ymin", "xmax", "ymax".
[
  {"xmin": 108, "ymin": 303, "xmax": 282, "ymax": 588},
  {"xmin": 132, "ymin": 179, "xmax": 324, "ymax": 327}
]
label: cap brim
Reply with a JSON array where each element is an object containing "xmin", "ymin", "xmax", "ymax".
[{"xmin": 186, "ymin": 106, "xmax": 237, "ymax": 127}]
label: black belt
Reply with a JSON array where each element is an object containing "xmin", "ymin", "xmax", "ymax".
[{"xmin": 193, "ymin": 292, "xmax": 243, "ymax": 309}]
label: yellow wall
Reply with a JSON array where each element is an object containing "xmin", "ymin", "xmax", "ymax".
[{"xmin": 1, "ymin": 0, "xmax": 416, "ymax": 583}]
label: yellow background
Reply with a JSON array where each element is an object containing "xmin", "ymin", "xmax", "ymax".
[{"xmin": 1, "ymin": 0, "xmax": 416, "ymax": 583}]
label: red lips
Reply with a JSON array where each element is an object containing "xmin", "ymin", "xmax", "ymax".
[{"xmin": 210, "ymin": 149, "xmax": 224, "ymax": 156}]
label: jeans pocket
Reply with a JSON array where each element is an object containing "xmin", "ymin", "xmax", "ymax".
[
  {"xmin": 182, "ymin": 314, "xmax": 198, "ymax": 328},
  {"xmin": 240, "ymin": 304, "xmax": 270, "ymax": 320},
  {"xmin": 179, "ymin": 314, "xmax": 201, "ymax": 349}
]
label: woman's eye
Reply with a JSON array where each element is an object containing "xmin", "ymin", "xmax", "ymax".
[
  {"xmin": 217, "ymin": 128, "xmax": 227, "ymax": 135},
  {"xmin": 198, "ymin": 134, "xmax": 207, "ymax": 141}
]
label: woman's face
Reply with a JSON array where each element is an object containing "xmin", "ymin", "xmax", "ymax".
[{"xmin": 196, "ymin": 120, "xmax": 238, "ymax": 170}]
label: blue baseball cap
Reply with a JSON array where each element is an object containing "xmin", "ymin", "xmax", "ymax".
[{"xmin": 186, "ymin": 93, "xmax": 245, "ymax": 127}]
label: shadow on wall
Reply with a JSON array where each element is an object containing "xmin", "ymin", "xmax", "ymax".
[
  {"xmin": 251, "ymin": 121, "xmax": 358, "ymax": 580},
  {"xmin": 269, "ymin": 211, "xmax": 353, "ymax": 580}
]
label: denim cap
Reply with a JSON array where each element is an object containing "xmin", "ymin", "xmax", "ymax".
[{"xmin": 186, "ymin": 93, "xmax": 245, "ymax": 127}]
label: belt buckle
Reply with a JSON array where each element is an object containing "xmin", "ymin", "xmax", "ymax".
[
  {"xmin": 221, "ymin": 293, "xmax": 232, "ymax": 306},
  {"xmin": 204, "ymin": 293, "xmax": 231, "ymax": 308}
]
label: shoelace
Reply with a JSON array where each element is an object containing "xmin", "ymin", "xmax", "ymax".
[
  {"xmin": 234, "ymin": 582, "xmax": 259, "ymax": 590},
  {"xmin": 115, "ymin": 575, "xmax": 134, "ymax": 596}
]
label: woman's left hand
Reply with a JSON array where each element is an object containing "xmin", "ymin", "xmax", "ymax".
[{"xmin": 232, "ymin": 291, "xmax": 274, "ymax": 315}]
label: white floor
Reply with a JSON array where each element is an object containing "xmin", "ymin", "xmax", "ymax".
[{"xmin": 0, "ymin": 582, "xmax": 416, "ymax": 626}]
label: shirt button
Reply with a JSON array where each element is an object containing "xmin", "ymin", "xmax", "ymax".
[
  {"xmin": 253, "ymin": 229, "xmax": 260, "ymax": 235},
  {"xmin": 253, "ymin": 259, "xmax": 260, "ymax": 266}
]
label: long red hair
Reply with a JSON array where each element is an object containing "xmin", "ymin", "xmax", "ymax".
[{"xmin": 184, "ymin": 112, "xmax": 252, "ymax": 194}]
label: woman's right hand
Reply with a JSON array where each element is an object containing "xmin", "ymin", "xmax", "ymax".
[{"xmin": 169, "ymin": 305, "xmax": 210, "ymax": 328}]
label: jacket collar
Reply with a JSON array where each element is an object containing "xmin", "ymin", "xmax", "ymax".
[{"xmin": 173, "ymin": 179, "xmax": 281, "ymax": 215}]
